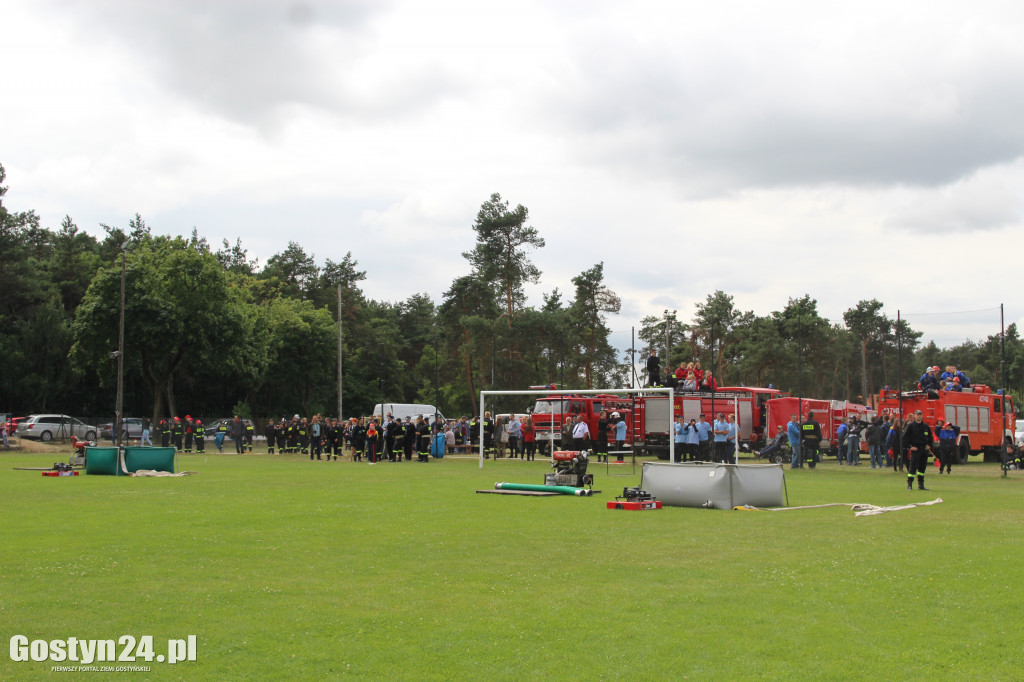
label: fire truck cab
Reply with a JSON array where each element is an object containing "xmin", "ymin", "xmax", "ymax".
[{"xmin": 530, "ymin": 394, "xmax": 636, "ymax": 452}]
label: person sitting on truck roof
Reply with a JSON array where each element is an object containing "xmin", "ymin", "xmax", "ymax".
[
  {"xmin": 919, "ymin": 366, "xmax": 941, "ymax": 393},
  {"xmin": 681, "ymin": 371, "xmax": 697, "ymax": 391},
  {"xmin": 941, "ymin": 366, "xmax": 971, "ymax": 388},
  {"xmin": 700, "ymin": 372, "xmax": 718, "ymax": 392},
  {"xmin": 692, "ymin": 361, "xmax": 704, "ymax": 385},
  {"xmin": 945, "ymin": 377, "xmax": 963, "ymax": 392}
]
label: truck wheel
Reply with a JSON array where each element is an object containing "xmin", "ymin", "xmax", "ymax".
[{"xmin": 957, "ymin": 440, "xmax": 970, "ymax": 465}]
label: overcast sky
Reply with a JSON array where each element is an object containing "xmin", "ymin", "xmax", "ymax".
[{"xmin": 3, "ymin": 0, "xmax": 1022, "ymax": 348}]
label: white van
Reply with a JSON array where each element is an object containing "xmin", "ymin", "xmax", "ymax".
[{"xmin": 372, "ymin": 403, "xmax": 445, "ymax": 425}]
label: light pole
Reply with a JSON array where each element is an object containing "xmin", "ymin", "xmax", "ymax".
[{"xmin": 114, "ymin": 240, "xmax": 128, "ymax": 446}]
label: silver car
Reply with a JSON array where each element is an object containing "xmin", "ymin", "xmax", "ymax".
[
  {"xmin": 16, "ymin": 414, "xmax": 98, "ymax": 442},
  {"xmin": 99, "ymin": 417, "xmax": 146, "ymax": 442}
]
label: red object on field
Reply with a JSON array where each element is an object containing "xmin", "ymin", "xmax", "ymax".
[
  {"xmin": 42, "ymin": 471, "xmax": 79, "ymax": 477},
  {"xmin": 607, "ymin": 500, "xmax": 661, "ymax": 510},
  {"xmin": 552, "ymin": 451, "xmax": 580, "ymax": 461}
]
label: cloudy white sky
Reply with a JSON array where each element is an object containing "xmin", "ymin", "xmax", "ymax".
[{"xmin": 3, "ymin": 0, "xmax": 1023, "ymax": 344}]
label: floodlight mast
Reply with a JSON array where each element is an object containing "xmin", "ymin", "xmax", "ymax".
[
  {"xmin": 478, "ymin": 387, "xmax": 675, "ymax": 468},
  {"xmin": 115, "ymin": 242, "xmax": 128, "ymax": 446}
]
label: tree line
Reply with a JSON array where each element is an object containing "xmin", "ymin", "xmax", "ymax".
[{"xmin": 1, "ymin": 165, "xmax": 1020, "ymax": 423}]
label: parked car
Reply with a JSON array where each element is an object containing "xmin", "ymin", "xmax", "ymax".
[
  {"xmin": 16, "ymin": 414, "xmax": 98, "ymax": 442},
  {"xmin": 99, "ymin": 417, "xmax": 147, "ymax": 442},
  {"xmin": 1016, "ymin": 419, "xmax": 1024, "ymax": 446}
]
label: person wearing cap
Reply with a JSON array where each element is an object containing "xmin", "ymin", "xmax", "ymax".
[
  {"xmin": 919, "ymin": 366, "xmax": 941, "ymax": 394},
  {"xmin": 937, "ymin": 421, "xmax": 958, "ymax": 474},
  {"xmin": 158, "ymin": 418, "xmax": 170, "ymax": 447},
  {"xmin": 945, "ymin": 377, "xmax": 963, "ymax": 393},
  {"xmin": 184, "ymin": 415, "xmax": 194, "ymax": 453},
  {"xmin": 904, "ymin": 410, "xmax": 934, "ymax": 490},
  {"xmin": 613, "ymin": 412, "xmax": 627, "ymax": 462}
]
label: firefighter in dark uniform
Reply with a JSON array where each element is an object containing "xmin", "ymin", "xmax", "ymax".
[
  {"xmin": 183, "ymin": 415, "xmax": 194, "ymax": 453},
  {"xmin": 327, "ymin": 418, "xmax": 341, "ymax": 460},
  {"xmin": 391, "ymin": 418, "xmax": 405, "ymax": 462},
  {"xmin": 158, "ymin": 419, "xmax": 170, "ymax": 447},
  {"xmin": 904, "ymin": 409, "xmax": 933, "ymax": 491},
  {"xmin": 416, "ymin": 416, "xmax": 431, "ymax": 462},
  {"xmin": 194, "ymin": 419, "xmax": 205, "ymax": 453},
  {"xmin": 482, "ymin": 411, "xmax": 494, "ymax": 459},
  {"xmin": 469, "ymin": 416, "xmax": 480, "ymax": 451},
  {"xmin": 298, "ymin": 418, "xmax": 309, "ymax": 456},
  {"xmin": 171, "ymin": 416, "xmax": 185, "ymax": 452},
  {"xmin": 264, "ymin": 420, "xmax": 276, "ymax": 454},
  {"xmin": 351, "ymin": 418, "xmax": 365, "ymax": 461},
  {"xmin": 275, "ymin": 419, "xmax": 287, "ymax": 455},
  {"xmin": 244, "ymin": 420, "xmax": 255, "ymax": 453},
  {"xmin": 403, "ymin": 417, "xmax": 416, "ymax": 461},
  {"xmin": 800, "ymin": 412, "xmax": 822, "ymax": 469},
  {"xmin": 286, "ymin": 416, "xmax": 299, "ymax": 454},
  {"xmin": 384, "ymin": 416, "xmax": 398, "ymax": 462}
]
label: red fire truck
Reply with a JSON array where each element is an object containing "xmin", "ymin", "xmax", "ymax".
[
  {"xmin": 717, "ymin": 386, "xmax": 786, "ymax": 447},
  {"xmin": 530, "ymin": 389, "xmax": 763, "ymax": 460},
  {"xmin": 876, "ymin": 384, "xmax": 1015, "ymax": 463},
  {"xmin": 529, "ymin": 394, "xmax": 637, "ymax": 454},
  {"xmin": 763, "ymin": 397, "xmax": 875, "ymax": 457}
]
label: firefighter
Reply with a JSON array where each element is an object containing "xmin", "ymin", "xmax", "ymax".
[
  {"xmin": 158, "ymin": 418, "xmax": 170, "ymax": 448},
  {"xmin": 183, "ymin": 415, "xmax": 194, "ymax": 453},
  {"xmin": 194, "ymin": 419, "xmax": 205, "ymax": 453},
  {"xmin": 215, "ymin": 419, "xmax": 228, "ymax": 453},
  {"xmin": 365, "ymin": 421, "xmax": 380, "ymax": 463},
  {"xmin": 482, "ymin": 411, "xmax": 494, "ymax": 458},
  {"xmin": 171, "ymin": 416, "xmax": 184, "ymax": 452},
  {"xmin": 286, "ymin": 416, "xmax": 299, "ymax": 454},
  {"xmin": 263, "ymin": 420, "xmax": 276, "ymax": 454},
  {"xmin": 415, "ymin": 416, "xmax": 430, "ymax": 462},
  {"xmin": 384, "ymin": 415, "xmax": 398, "ymax": 462},
  {"xmin": 403, "ymin": 417, "xmax": 416, "ymax": 461},
  {"xmin": 800, "ymin": 412, "xmax": 822, "ymax": 469},
  {"xmin": 351, "ymin": 418, "xmax": 365, "ymax": 461},
  {"xmin": 469, "ymin": 416, "xmax": 480, "ymax": 451},
  {"xmin": 391, "ymin": 417, "xmax": 405, "ymax": 462},
  {"xmin": 294, "ymin": 418, "xmax": 306, "ymax": 456},
  {"xmin": 244, "ymin": 419, "xmax": 255, "ymax": 453},
  {"xmin": 904, "ymin": 409, "xmax": 933, "ymax": 490},
  {"xmin": 275, "ymin": 419, "xmax": 287, "ymax": 455}
]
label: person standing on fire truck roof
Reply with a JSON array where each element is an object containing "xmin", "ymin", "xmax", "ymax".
[
  {"xmin": 904, "ymin": 410, "xmax": 934, "ymax": 491},
  {"xmin": 647, "ymin": 349, "xmax": 661, "ymax": 387}
]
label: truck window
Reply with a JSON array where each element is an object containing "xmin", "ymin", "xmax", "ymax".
[
  {"xmin": 533, "ymin": 400, "xmax": 567, "ymax": 415},
  {"xmin": 570, "ymin": 400, "xmax": 584, "ymax": 415},
  {"xmin": 994, "ymin": 398, "xmax": 1002, "ymax": 413},
  {"xmin": 592, "ymin": 401, "xmax": 604, "ymax": 413}
]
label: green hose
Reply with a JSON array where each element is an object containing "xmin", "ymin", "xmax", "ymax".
[{"xmin": 495, "ymin": 482, "xmax": 593, "ymax": 496}]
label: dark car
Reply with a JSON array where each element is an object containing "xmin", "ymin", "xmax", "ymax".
[{"xmin": 16, "ymin": 414, "xmax": 98, "ymax": 442}]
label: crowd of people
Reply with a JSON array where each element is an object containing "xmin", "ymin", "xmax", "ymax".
[{"xmin": 645, "ymin": 351, "xmax": 719, "ymax": 391}]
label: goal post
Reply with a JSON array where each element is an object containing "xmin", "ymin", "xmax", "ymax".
[{"xmin": 478, "ymin": 387, "xmax": 676, "ymax": 468}]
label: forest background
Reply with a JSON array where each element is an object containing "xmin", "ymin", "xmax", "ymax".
[{"xmin": 2, "ymin": 163, "xmax": 1021, "ymax": 424}]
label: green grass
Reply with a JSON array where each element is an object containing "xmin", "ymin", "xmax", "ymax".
[{"xmin": 2, "ymin": 450, "xmax": 1023, "ymax": 680}]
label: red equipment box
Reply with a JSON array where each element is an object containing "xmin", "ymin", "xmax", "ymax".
[{"xmin": 607, "ymin": 500, "xmax": 661, "ymax": 510}]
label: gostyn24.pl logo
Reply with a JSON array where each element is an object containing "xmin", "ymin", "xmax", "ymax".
[{"xmin": 10, "ymin": 635, "xmax": 197, "ymax": 665}]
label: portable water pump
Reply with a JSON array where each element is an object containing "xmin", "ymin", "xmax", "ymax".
[{"xmin": 544, "ymin": 450, "xmax": 593, "ymax": 488}]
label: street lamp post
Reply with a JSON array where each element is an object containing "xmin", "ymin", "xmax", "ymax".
[{"xmin": 114, "ymin": 241, "xmax": 128, "ymax": 446}]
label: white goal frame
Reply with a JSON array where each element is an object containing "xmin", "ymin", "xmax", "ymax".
[{"xmin": 477, "ymin": 387, "xmax": 676, "ymax": 468}]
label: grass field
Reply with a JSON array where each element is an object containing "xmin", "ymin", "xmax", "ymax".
[{"xmin": 2, "ymin": 446, "xmax": 1023, "ymax": 680}]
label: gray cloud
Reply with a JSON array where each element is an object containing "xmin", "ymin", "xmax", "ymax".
[
  {"xmin": 46, "ymin": 0, "xmax": 468, "ymax": 127},
  {"xmin": 541, "ymin": 8, "xmax": 1024, "ymax": 193}
]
